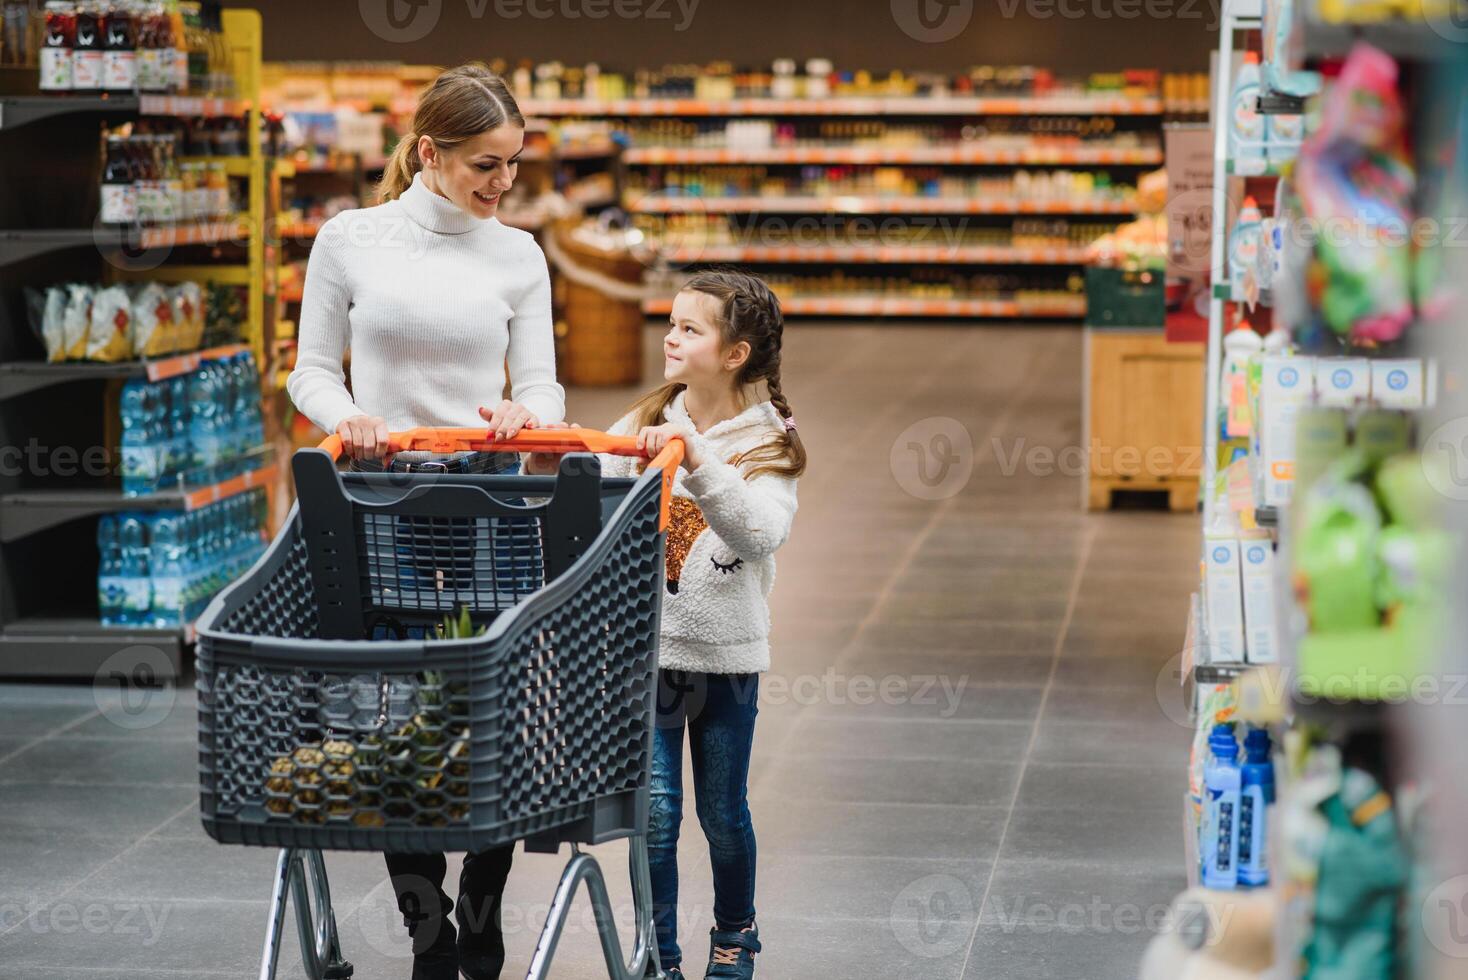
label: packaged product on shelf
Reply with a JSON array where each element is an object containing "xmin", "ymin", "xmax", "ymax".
[
  {"xmin": 1353, "ymin": 409, "xmax": 1410, "ymax": 463},
  {"xmin": 1238, "ymin": 727, "xmax": 1274, "ymax": 887},
  {"xmin": 1295, "ymin": 44, "xmax": 1414, "ymax": 346},
  {"xmin": 1368, "ymin": 359, "xmax": 1423, "ymax": 409},
  {"xmin": 1294, "ymin": 406, "xmax": 1349, "ymax": 494},
  {"xmin": 1228, "ymin": 53, "xmax": 1267, "ymax": 173},
  {"xmin": 1255, "ymin": 354, "xmax": 1312, "ymax": 506},
  {"xmin": 71, "ymin": 0, "xmax": 103, "ymax": 92},
  {"xmin": 101, "ymin": 0, "xmax": 136, "ymax": 92},
  {"xmin": 86, "ymin": 284, "xmax": 133, "ymax": 362},
  {"xmin": 130, "ymin": 281, "xmax": 171, "ymax": 356},
  {"xmin": 1261, "ymin": 0, "xmax": 1320, "ymax": 99},
  {"xmin": 1312, "ymin": 357, "xmax": 1370, "ymax": 407},
  {"xmin": 1227, "ymin": 196, "xmax": 1263, "ymax": 294},
  {"xmin": 1303, "ymin": 768, "xmax": 1406, "ymax": 977},
  {"xmin": 61, "ymin": 283, "xmax": 93, "ymax": 360},
  {"xmin": 40, "ymin": 286, "xmax": 68, "ymax": 362},
  {"xmin": 1204, "ymin": 534, "xmax": 1245, "ymax": 662},
  {"xmin": 40, "ymin": 1, "xmax": 75, "ymax": 91},
  {"xmin": 173, "ymin": 281, "xmax": 204, "ymax": 351},
  {"xmin": 1296, "ymin": 460, "xmax": 1382, "ymax": 632},
  {"xmin": 1201, "ymin": 725, "xmax": 1243, "ymax": 889},
  {"xmin": 1239, "ymin": 535, "xmax": 1278, "ymax": 664}
]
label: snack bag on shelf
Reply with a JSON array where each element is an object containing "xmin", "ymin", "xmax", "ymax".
[
  {"xmin": 131, "ymin": 283, "xmax": 174, "ymax": 357},
  {"xmin": 1295, "ymin": 43, "xmax": 1415, "ymax": 346},
  {"xmin": 87, "ymin": 285, "xmax": 134, "ymax": 363},
  {"xmin": 62, "ymin": 284, "xmax": 93, "ymax": 361},
  {"xmin": 41, "ymin": 286, "xmax": 69, "ymax": 363},
  {"xmin": 174, "ymin": 282, "xmax": 205, "ymax": 352}
]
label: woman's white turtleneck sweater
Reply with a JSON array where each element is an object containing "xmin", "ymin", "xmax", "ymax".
[{"xmin": 286, "ymin": 172, "xmax": 566, "ymax": 434}]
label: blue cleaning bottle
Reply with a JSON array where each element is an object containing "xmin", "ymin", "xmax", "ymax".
[
  {"xmin": 1239, "ymin": 727, "xmax": 1275, "ymax": 887},
  {"xmin": 1201, "ymin": 725, "xmax": 1242, "ymax": 890}
]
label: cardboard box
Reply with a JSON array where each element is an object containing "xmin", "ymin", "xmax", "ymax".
[
  {"xmin": 1205, "ymin": 537, "xmax": 1245, "ymax": 663},
  {"xmin": 1369, "ymin": 359, "xmax": 1424, "ymax": 409},
  {"xmin": 1314, "ymin": 358, "xmax": 1370, "ymax": 408},
  {"xmin": 1240, "ymin": 537, "xmax": 1278, "ymax": 664},
  {"xmin": 1257, "ymin": 355, "xmax": 1312, "ymax": 507}
]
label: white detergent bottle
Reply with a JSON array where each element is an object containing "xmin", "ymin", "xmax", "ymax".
[
  {"xmin": 1230, "ymin": 52, "xmax": 1267, "ymax": 174},
  {"xmin": 1221, "ymin": 324, "xmax": 1263, "ymax": 441},
  {"xmin": 1228, "ymin": 196, "xmax": 1263, "ymax": 294}
]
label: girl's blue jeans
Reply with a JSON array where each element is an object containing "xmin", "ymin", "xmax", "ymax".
[{"xmin": 649, "ymin": 668, "xmax": 760, "ymax": 969}]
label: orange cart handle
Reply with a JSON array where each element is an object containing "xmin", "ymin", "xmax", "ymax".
[{"xmin": 317, "ymin": 427, "xmax": 685, "ymax": 530}]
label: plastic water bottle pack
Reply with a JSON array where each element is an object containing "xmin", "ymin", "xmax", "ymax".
[
  {"xmin": 119, "ymin": 352, "xmax": 267, "ymax": 496},
  {"xmin": 97, "ymin": 489, "xmax": 269, "ymax": 628}
]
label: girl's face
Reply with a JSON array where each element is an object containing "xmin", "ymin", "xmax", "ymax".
[
  {"xmin": 664, "ymin": 289, "xmax": 747, "ymax": 386},
  {"xmin": 420, "ymin": 124, "xmax": 524, "ymax": 219}
]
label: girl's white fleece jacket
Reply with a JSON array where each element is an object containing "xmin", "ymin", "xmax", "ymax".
[{"xmin": 598, "ymin": 391, "xmax": 798, "ymax": 675}]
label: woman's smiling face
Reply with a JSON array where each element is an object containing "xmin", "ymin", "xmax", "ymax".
[{"xmin": 420, "ymin": 124, "xmax": 524, "ymax": 219}]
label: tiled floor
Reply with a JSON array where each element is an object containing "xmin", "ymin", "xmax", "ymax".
[{"xmin": 0, "ymin": 324, "xmax": 1195, "ymax": 979}]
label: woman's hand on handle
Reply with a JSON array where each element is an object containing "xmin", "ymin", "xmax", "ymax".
[
  {"xmin": 478, "ymin": 400, "xmax": 540, "ymax": 441},
  {"xmin": 335, "ymin": 415, "xmax": 390, "ymax": 459}
]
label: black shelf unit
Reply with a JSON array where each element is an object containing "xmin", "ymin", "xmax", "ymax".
[{"xmin": 0, "ymin": 88, "xmax": 250, "ymax": 680}]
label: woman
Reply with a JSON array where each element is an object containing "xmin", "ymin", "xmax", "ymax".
[{"xmin": 286, "ymin": 63, "xmax": 563, "ymax": 980}]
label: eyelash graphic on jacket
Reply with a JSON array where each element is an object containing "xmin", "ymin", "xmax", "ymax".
[{"xmin": 711, "ymin": 556, "xmax": 744, "ymax": 574}]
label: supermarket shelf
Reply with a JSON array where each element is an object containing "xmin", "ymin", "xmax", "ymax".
[
  {"xmin": 1302, "ymin": 17, "xmax": 1463, "ymax": 61},
  {"xmin": 0, "ymin": 615, "xmax": 188, "ymax": 681},
  {"xmin": 1225, "ymin": 159, "xmax": 1290, "ymax": 177},
  {"xmin": 629, "ymin": 195, "xmax": 1139, "ymax": 215},
  {"xmin": 0, "ymin": 93, "xmax": 244, "ymax": 132},
  {"xmin": 1213, "ymin": 281, "xmax": 1273, "ymax": 306},
  {"xmin": 623, "ymin": 145, "xmax": 1164, "ymax": 166},
  {"xmin": 0, "ymin": 344, "xmax": 249, "ymax": 400},
  {"xmin": 537, "ymin": 140, "xmax": 622, "ymax": 160},
  {"xmin": 659, "ymin": 243, "xmax": 1092, "ymax": 264},
  {"xmin": 1194, "ymin": 661, "xmax": 1251, "ymax": 684},
  {"xmin": 0, "ymin": 219, "xmax": 250, "ymax": 267},
  {"xmin": 279, "ymin": 222, "xmax": 323, "ymax": 239},
  {"xmin": 0, "ymin": 462, "xmax": 277, "ymax": 543},
  {"xmin": 279, "ymin": 286, "xmax": 304, "ymax": 304},
  {"xmin": 642, "ymin": 295, "xmax": 1087, "ymax": 317},
  {"xmin": 522, "ymin": 96, "xmax": 1165, "ymax": 117},
  {"xmin": 180, "ymin": 155, "xmax": 254, "ymax": 177}
]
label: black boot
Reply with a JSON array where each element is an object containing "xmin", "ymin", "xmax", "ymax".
[
  {"xmin": 456, "ymin": 845, "xmax": 515, "ymax": 980},
  {"xmin": 384, "ymin": 852, "xmax": 459, "ymax": 980}
]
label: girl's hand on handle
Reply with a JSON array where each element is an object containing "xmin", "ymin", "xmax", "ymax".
[
  {"xmin": 478, "ymin": 400, "xmax": 540, "ymax": 441},
  {"xmin": 335, "ymin": 415, "xmax": 390, "ymax": 459},
  {"xmin": 637, "ymin": 423, "xmax": 699, "ymax": 471},
  {"xmin": 523, "ymin": 421, "xmax": 579, "ymax": 474}
]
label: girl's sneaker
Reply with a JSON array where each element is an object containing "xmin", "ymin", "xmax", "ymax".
[{"xmin": 705, "ymin": 922, "xmax": 760, "ymax": 979}]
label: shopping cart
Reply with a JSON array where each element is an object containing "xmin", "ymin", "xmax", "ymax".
[{"xmin": 194, "ymin": 427, "xmax": 683, "ymax": 980}]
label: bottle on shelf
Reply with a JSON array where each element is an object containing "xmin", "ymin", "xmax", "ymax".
[
  {"xmin": 1201, "ymin": 724, "xmax": 1243, "ymax": 890},
  {"xmin": 71, "ymin": 0, "xmax": 104, "ymax": 93},
  {"xmin": 96, "ymin": 514, "xmax": 123, "ymax": 626},
  {"xmin": 166, "ymin": 0, "xmax": 187, "ymax": 93},
  {"xmin": 1229, "ymin": 52, "xmax": 1267, "ymax": 171},
  {"xmin": 116, "ymin": 513, "xmax": 152, "ymax": 626},
  {"xmin": 1227, "ymin": 196, "xmax": 1263, "ymax": 291},
  {"xmin": 1238, "ymin": 727, "xmax": 1274, "ymax": 888},
  {"xmin": 39, "ymin": 1, "xmax": 75, "ymax": 91},
  {"xmin": 100, "ymin": 134, "xmax": 137, "ymax": 225},
  {"xmin": 101, "ymin": 0, "xmax": 136, "ymax": 92}
]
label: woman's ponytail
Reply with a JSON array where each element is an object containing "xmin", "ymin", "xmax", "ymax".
[
  {"xmin": 377, "ymin": 130, "xmax": 420, "ymax": 203},
  {"xmin": 374, "ymin": 63, "xmax": 526, "ymax": 205}
]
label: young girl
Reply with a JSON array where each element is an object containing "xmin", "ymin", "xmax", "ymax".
[{"xmin": 527, "ymin": 270, "xmax": 804, "ymax": 979}]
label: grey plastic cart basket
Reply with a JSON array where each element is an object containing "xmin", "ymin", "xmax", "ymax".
[{"xmin": 194, "ymin": 443, "xmax": 674, "ymax": 980}]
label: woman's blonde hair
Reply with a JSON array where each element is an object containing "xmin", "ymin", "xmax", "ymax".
[{"xmin": 377, "ymin": 62, "xmax": 525, "ymax": 204}]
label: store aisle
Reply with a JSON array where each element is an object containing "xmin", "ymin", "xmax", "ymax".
[{"xmin": 0, "ymin": 324, "xmax": 1194, "ymax": 980}]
